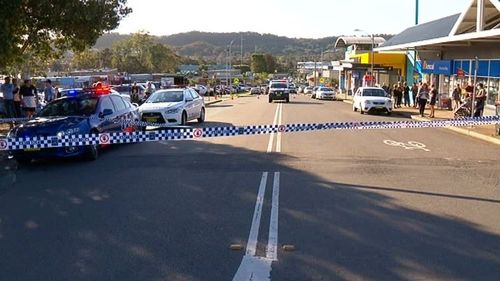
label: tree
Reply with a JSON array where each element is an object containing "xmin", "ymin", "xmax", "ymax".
[
  {"xmin": 0, "ymin": 0, "xmax": 131, "ymax": 71},
  {"xmin": 264, "ymin": 53, "xmax": 278, "ymax": 73},
  {"xmin": 111, "ymin": 32, "xmax": 180, "ymax": 73},
  {"xmin": 71, "ymin": 49, "xmax": 100, "ymax": 70},
  {"xmin": 251, "ymin": 54, "xmax": 267, "ymax": 73}
]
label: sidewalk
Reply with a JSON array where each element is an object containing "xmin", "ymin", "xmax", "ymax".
[
  {"xmin": 342, "ymin": 96, "xmax": 500, "ymax": 146},
  {"xmin": 204, "ymin": 92, "xmax": 252, "ymax": 105}
]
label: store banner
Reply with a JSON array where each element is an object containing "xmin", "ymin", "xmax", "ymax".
[{"xmin": 422, "ymin": 60, "xmax": 453, "ymax": 75}]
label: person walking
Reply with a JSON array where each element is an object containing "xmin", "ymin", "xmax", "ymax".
[
  {"xmin": 474, "ymin": 83, "xmax": 487, "ymax": 117},
  {"xmin": 495, "ymin": 89, "xmax": 500, "ymax": 135},
  {"xmin": 44, "ymin": 79, "xmax": 55, "ymax": 103},
  {"xmin": 131, "ymin": 82, "xmax": 140, "ymax": 104},
  {"xmin": 452, "ymin": 84, "xmax": 462, "ymax": 110},
  {"xmin": 402, "ymin": 82, "xmax": 410, "ymax": 107},
  {"xmin": 12, "ymin": 78, "xmax": 22, "ymax": 118},
  {"xmin": 418, "ymin": 83, "xmax": 430, "ymax": 117},
  {"xmin": 1, "ymin": 76, "xmax": 15, "ymax": 118},
  {"xmin": 20, "ymin": 79, "xmax": 38, "ymax": 119},
  {"xmin": 429, "ymin": 84, "xmax": 438, "ymax": 118}
]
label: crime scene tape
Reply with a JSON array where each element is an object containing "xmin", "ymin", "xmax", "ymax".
[{"xmin": 1, "ymin": 115, "xmax": 499, "ymax": 151}]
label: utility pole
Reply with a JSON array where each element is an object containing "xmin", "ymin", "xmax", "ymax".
[{"xmin": 415, "ymin": 0, "xmax": 419, "ymax": 25}]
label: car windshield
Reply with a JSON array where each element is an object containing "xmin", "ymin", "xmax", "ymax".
[
  {"xmin": 146, "ymin": 91, "xmax": 184, "ymax": 103},
  {"xmin": 271, "ymin": 83, "xmax": 287, "ymax": 89},
  {"xmin": 362, "ymin": 89, "xmax": 387, "ymax": 97},
  {"xmin": 320, "ymin": 88, "xmax": 333, "ymax": 91},
  {"xmin": 38, "ymin": 97, "xmax": 98, "ymax": 117}
]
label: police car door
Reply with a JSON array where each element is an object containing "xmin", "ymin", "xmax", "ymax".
[
  {"xmin": 97, "ymin": 96, "xmax": 120, "ymax": 132},
  {"xmin": 110, "ymin": 95, "xmax": 130, "ymax": 131},
  {"xmin": 189, "ymin": 89, "xmax": 203, "ymax": 119}
]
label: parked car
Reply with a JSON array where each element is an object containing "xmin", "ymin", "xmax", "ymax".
[
  {"xmin": 8, "ymin": 86, "xmax": 140, "ymax": 163},
  {"xmin": 193, "ymin": 85, "xmax": 208, "ymax": 96},
  {"xmin": 250, "ymin": 87, "xmax": 262, "ymax": 94},
  {"xmin": 304, "ymin": 86, "xmax": 314, "ymax": 95},
  {"xmin": 138, "ymin": 88, "xmax": 205, "ymax": 126},
  {"xmin": 289, "ymin": 83, "xmax": 297, "ymax": 94},
  {"xmin": 352, "ymin": 87, "xmax": 393, "ymax": 115},
  {"xmin": 315, "ymin": 87, "xmax": 336, "ymax": 100},
  {"xmin": 311, "ymin": 86, "xmax": 320, "ymax": 99}
]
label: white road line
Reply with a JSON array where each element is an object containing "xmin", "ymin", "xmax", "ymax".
[
  {"xmin": 245, "ymin": 172, "xmax": 269, "ymax": 257},
  {"xmin": 267, "ymin": 104, "xmax": 280, "ymax": 153},
  {"xmin": 233, "ymin": 103, "xmax": 284, "ymax": 281},
  {"xmin": 266, "ymin": 172, "xmax": 280, "ymax": 261},
  {"xmin": 276, "ymin": 104, "xmax": 283, "ymax": 153}
]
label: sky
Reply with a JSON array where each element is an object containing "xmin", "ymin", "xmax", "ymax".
[{"xmin": 114, "ymin": 0, "xmax": 471, "ymax": 38}]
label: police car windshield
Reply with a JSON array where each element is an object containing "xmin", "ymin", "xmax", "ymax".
[
  {"xmin": 271, "ymin": 83, "xmax": 288, "ymax": 89},
  {"xmin": 38, "ymin": 97, "xmax": 98, "ymax": 117},
  {"xmin": 146, "ymin": 91, "xmax": 184, "ymax": 103}
]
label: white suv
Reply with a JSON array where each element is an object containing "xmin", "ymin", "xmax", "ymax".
[{"xmin": 353, "ymin": 87, "xmax": 392, "ymax": 115}]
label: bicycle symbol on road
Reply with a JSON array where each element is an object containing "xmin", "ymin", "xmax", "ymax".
[{"xmin": 383, "ymin": 140, "xmax": 430, "ymax": 152}]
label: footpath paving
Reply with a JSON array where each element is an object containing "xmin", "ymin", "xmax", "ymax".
[{"xmin": 341, "ymin": 96, "xmax": 500, "ymax": 146}]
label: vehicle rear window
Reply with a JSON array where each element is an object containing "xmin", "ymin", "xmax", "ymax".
[{"xmin": 362, "ymin": 89, "xmax": 387, "ymax": 97}]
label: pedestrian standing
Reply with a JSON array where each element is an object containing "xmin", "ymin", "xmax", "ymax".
[
  {"xmin": 452, "ymin": 84, "xmax": 462, "ymax": 110},
  {"xmin": 429, "ymin": 84, "xmax": 438, "ymax": 118},
  {"xmin": 474, "ymin": 83, "xmax": 487, "ymax": 117},
  {"xmin": 418, "ymin": 83, "xmax": 430, "ymax": 117},
  {"xmin": 403, "ymin": 82, "xmax": 410, "ymax": 107},
  {"xmin": 44, "ymin": 79, "xmax": 55, "ymax": 103},
  {"xmin": 495, "ymin": 89, "xmax": 500, "ymax": 135},
  {"xmin": 20, "ymin": 79, "xmax": 38, "ymax": 119},
  {"xmin": 1, "ymin": 76, "xmax": 15, "ymax": 118},
  {"xmin": 392, "ymin": 84, "xmax": 402, "ymax": 108},
  {"xmin": 411, "ymin": 83, "xmax": 419, "ymax": 107},
  {"xmin": 131, "ymin": 82, "xmax": 140, "ymax": 104},
  {"xmin": 12, "ymin": 78, "xmax": 22, "ymax": 118}
]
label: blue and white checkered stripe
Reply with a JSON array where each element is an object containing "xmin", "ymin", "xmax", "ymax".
[{"xmin": 1, "ymin": 116, "xmax": 499, "ymax": 151}]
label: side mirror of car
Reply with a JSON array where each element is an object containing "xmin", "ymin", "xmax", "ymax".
[{"xmin": 100, "ymin": 108, "xmax": 113, "ymax": 118}]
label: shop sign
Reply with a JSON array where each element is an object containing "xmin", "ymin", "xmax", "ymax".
[{"xmin": 422, "ymin": 60, "xmax": 452, "ymax": 75}]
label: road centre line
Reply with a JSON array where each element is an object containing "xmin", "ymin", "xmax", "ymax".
[
  {"xmin": 245, "ymin": 172, "xmax": 269, "ymax": 256},
  {"xmin": 233, "ymin": 103, "xmax": 284, "ymax": 280},
  {"xmin": 266, "ymin": 172, "xmax": 280, "ymax": 261},
  {"xmin": 276, "ymin": 104, "xmax": 283, "ymax": 153},
  {"xmin": 267, "ymin": 104, "xmax": 281, "ymax": 153}
]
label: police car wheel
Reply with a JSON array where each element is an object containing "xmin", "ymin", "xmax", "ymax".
[
  {"xmin": 181, "ymin": 111, "xmax": 188, "ymax": 125},
  {"xmin": 197, "ymin": 108, "xmax": 205, "ymax": 123},
  {"xmin": 86, "ymin": 144, "xmax": 99, "ymax": 161}
]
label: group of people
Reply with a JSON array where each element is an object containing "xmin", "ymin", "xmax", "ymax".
[
  {"xmin": 1, "ymin": 77, "xmax": 55, "ymax": 119},
  {"xmin": 382, "ymin": 81, "xmax": 490, "ymax": 118}
]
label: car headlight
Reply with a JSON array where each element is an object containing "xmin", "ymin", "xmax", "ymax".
[
  {"xmin": 166, "ymin": 107, "xmax": 181, "ymax": 114},
  {"xmin": 57, "ymin": 131, "xmax": 65, "ymax": 138}
]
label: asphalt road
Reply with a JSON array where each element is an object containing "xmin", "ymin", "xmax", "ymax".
[{"xmin": 0, "ymin": 94, "xmax": 499, "ymax": 281}]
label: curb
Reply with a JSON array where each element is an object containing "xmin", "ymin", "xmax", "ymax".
[
  {"xmin": 343, "ymin": 99, "xmax": 353, "ymax": 105},
  {"xmin": 410, "ymin": 115, "xmax": 500, "ymax": 146},
  {"xmin": 205, "ymin": 99, "xmax": 224, "ymax": 106}
]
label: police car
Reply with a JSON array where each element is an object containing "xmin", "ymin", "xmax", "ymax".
[{"xmin": 8, "ymin": 85, "xmax": 140, "ymax": 163}]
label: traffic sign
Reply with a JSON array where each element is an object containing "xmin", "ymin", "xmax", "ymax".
[
  {"xmin": 193, "ymin": 128, "xmax": 203, "ymax": 138},
  {"xmin": 233, "ymin": 78, "xmax": 240, "ymax": 85},
  {"xmin": 99, "ymin": 133, "xmax": 110, "ymax": 144},
  {"xmin": 319, "ymin": 77, "xmax": 325, "ymax": 84},
  {"xmin": 0, "ymin": 139, "xmax": 7, "ymax": 150}
]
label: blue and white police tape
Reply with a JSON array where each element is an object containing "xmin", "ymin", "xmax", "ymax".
[{"xmin": 0, "ymin": 115, "xmax": 499, "ymax": 151}]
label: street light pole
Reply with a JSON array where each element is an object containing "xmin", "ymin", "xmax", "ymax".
[
  {"xmin": 229, "ymin": 40, "xmax": 234, "ymax": 90},
  {"xmin": 371, "ymin": 34, "xmax": 374, "ymax": 86}
]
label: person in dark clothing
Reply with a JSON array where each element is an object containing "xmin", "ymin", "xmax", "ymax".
[
  {"xmin": 411, "ymin": 83, "xmax": 419, "ymax": 108},
  {"xmin": 474, "ymin": 83, "xmax": 487, "ymax": 117},
  {"xmin": 403, "ymin": 82, "xmax": 410, "ymax": 107},
  {"xmin": 12, "ymin": 78, "xmax": 22, "ymax": 117},
  {"xmin": 429, "ymin": 84, "xmax": 438, "ymax": 118},
  {"xmin": 20, "ymin": 79, "xmax": 38, "ymax": 119},
  {"xmin": 131, "ymin": 82, "xmax": 140, "ymax": 104},
  {"xmin": 392, "ymin": 83, "xmax": 402, "ymax": 108},
  {"xmin": 418, "ymin": 83, "xmax": 430, "ymax": 117}
]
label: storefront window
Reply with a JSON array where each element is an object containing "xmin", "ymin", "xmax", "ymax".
[{"xmin": 487, "ymin": 78, "xmax": 499, "ymax": 106}]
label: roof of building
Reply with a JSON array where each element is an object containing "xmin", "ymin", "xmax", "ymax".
[
  {"xmin": 334, "ymin": 36, "xmax": 386, "ymax": 48},
  {"xmin": 379, "ymin": 13, "xmax": 460, "ymax": 49}
]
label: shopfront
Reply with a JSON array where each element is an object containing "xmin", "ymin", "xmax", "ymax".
[{"xmin": 452, "ymin": 59, "xmax": 500, "ymax": 110}]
